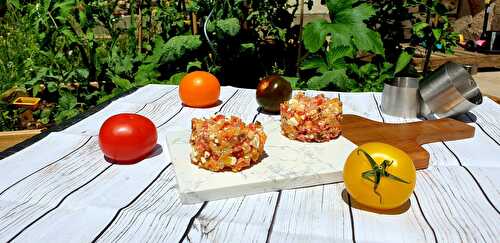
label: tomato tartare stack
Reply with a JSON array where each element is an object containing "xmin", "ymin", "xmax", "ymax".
[
  {"xmin": 280, "ymin": 92, "xmax": 342, "ymax": 142},
  {"xmin": 190, "ymin": 115, "xmax": 267, "ymax": 172}
]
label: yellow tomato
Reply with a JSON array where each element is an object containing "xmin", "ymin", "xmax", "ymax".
[{"xmin": 343, "ymin": 142, "xmax": 416, "ymax": 210}]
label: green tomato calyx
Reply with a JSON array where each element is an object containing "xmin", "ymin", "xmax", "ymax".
[{"xmin": 357, "ymin": 149, "xmax": 410, "ymax": 204}]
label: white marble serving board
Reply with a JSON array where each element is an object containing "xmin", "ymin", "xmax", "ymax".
[{"xmin": 166, "ymin": 120, "xmax": 357, "ymax": 204}]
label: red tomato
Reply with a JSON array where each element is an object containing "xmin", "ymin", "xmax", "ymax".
[{"xmin": 99, "ymin": 113, "xmax": 157, "ymax": 164}]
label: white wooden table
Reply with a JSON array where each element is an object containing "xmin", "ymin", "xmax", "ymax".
[{"xmin": 0, "ymin": 85, "xmax": 499, "ymax": 243}]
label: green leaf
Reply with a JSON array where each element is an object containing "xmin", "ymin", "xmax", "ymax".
[
  {"xmin": 157, "ymin": 35, "xmax": 203, "ymax": 63},
  {"xmin": 394, "ymin": 51, "xmax": 413, "ymax": 74},
  {"xmin": 76, "ymin": 69, "xmax": 89, "ymax": 79},
  {"xmin": 112, "ymin": 76, "xmax": 132, "ymax": 90},
  {"xmin": 186, "ymin": 61, "xmax": 202, "ymax": 72},
  {"xmin": 47, "ymin": 82, "xmax": 58, "ymax": 93},
  {"xmin": 359, "ymin": 63, "xmax": 378, "ymax": 77},
  {"xmin": 335, "ymin": 3, "xmax": 375, "ymax": 24},
  {"xmin": 326, "ymin": 0, "xmax": 359, "ymax": 13},
  {"xmin": 167, "ymin": 72, "xmax": 187, "ymax": 85},
  {"xmin": 325, "ymin": 23, "xmax": 352, "ymax": 47},
  {"xmin": 300, "ymin": 57, "xmax": 328, "ymax": 71},
  {"xmin": 303, "ymin": 20, "xmax": 328, "ymax": 53},
  {"xmin": 307, "ymin": 75, "xmax": 330, "ymax": 90},
  {"xmin": 432, "ymin": 28, "xmax": 443, "ymax": 40},
  {"xmin": 55, "ymin": 109, "xmax": 79, "ymax": 124},
  {"xmin": 240, "ymin": 43, "xmax": 256, "ymax": 54},
  {"xmin": 78, "ymin": 10, "xmax": 87, "ymax": 26},
  {"xmin": 307, "ymin": 69, "xmax": 350, "ymax": 90},
  {"xmin": 32, "ymin": 85, "xmax": 41, "ymax": 97},
  {"xmin": 282, "ymin": 76, "xmax": 300, "ymax": 89},
  {"xmin": 134, "ymin": 63, "xmax": 161, "ymax": 85},
  {"xmin": 352, "ymin": 26, "xmax": 384, "ymax": 55},
  {"xmin": 326, "ymin": 45, "xmax": 353, "ymax": 67},
  {"xmin": 58, "ymin": 91, "xmax": 77, "ymax": 110},
  {"xmin": 216, "ymin": 18, "xmax": 240, "ymax": 37},
  {"xmin": 412, "ymin": 22, "xmax": 429, "ymax": 38},
  {"xmin": 61, "ymin": 28, "xmax": 79, "ymax": 44}
]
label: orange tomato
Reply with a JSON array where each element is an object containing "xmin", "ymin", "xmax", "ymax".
[{"xmin": 179, "ymin": 71, "xmax": 221, "ymax": 107}]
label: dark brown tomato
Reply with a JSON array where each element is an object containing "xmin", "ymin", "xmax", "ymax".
[{"xmin": 256, "ymin": 75, "xmax": 292, "ymax": 113}]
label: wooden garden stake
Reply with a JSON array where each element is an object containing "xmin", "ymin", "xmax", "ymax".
[
  {"xmin": 296, "ymin": 0, "xmax": 305, "ymax": 78},
  {"xmin": 137, "ymin": 0, "xmax": 143, "ymax": 52},
  {"xmin": 423, "ymin": 0, "xmax": 433, "ymax": 75}
]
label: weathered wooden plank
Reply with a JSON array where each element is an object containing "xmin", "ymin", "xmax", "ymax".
[
  {"xmin": 413, "ymin": 54, "xmax": 500, "ymax": 70},
  {"xmin": 91, "ymin": 166, "xmax": 203, "ymax": 243},
  {"xmin": 373, "ymin": 93, "xmax": 500, "ymax": 242},
  {"xmin": 0, "ymin": 137, "xmax": 110, "ymax": 242},
  {"xmin": 184, "ymin": 88, "xmax": 280, "ymax": 243},
  {"xmin": 416, "ymin": 167, "xmax": 500, "ymax": 242},
  {"xmin": 267, "ymin": 183, "xmax": 352, "ymax": 243},
  {"xmin": 0, "ymin": 129, "xmax": 43, "ymax": 152},
  {"xmin": 115, "ymin": 84, "xmax": 177, "ymax": 104},
  {"xmin": 61, "ymin": 102, "xmax": 145, "ymax": 136},
  {"xmin": 351, "ymin": 194, "xmax": 437, "ymax": 243},
  {"xmin": 62, "ymin": 86, "xmax": 181, "ymax": 136},
  {"xmin": 444, "ymin": 125, "xmax": 500, "ymax": 167},
  {"xmin": 186, "ymin": 193, "xmax": 279, "ymax": 243},
  {"xmin": 469, "ymin": 97, "xmax": 500, "ymax": 145},
  {"xmin": 0, "ymin": 133, "xmax": 90, "ymax": 192},
  {"xmin": 1, "ymin": 86, "xmax": 239, "ymax": 241},
  {"xmin": 1, "ymin": 87, "xmax": 499, "ymax": 243},
  {"xmin": 466, "ymin": 167, "xmax": 500, "ymax": 210},
  {"xmin": 347, "ymin": 93, "xmax": 438, "ymax": 242},
  {"xmin": 260, "ymin": 91, "xmax": 354, "ymax": 243},
  {"xmin": 10, "ymin": 131, "xmax": 186, "ymax": 242},
  {"xmin": 341, "ymin": 92, "xmax": 383, "ymax": 122}
]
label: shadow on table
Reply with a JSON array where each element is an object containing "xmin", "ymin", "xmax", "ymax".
[
  {"xmin": 451, "ymin": 112, "xmax": 477, "ymax": 123},
  {"xmin": 341, "ymin": 189, "xmax": 411, "ymax": 215},
  {"xmin": 104, "ymin": 144, "xmax": 163, "ymax": 165},
  {"xmin": 257, "ymin": 107, "xmax": 280, "ymax": 116},
  {"xmin": 182, "ymin": 100, "xmax": 223, "ymax": 108}
]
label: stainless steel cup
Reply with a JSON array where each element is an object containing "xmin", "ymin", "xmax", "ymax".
[
  {"xmin": 419, "ymin": 62, "xmax": 483, "ymax": 119},
  {"xmin": 381, "ymin": 77, "xmax": 420, "ymax": 118}
]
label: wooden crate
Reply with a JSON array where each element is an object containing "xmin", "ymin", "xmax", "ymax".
[
  {"xmin": 0, "ymin": 129, "xmax": 43, "ymax": 152},
  {"xmin": 412, "ymin": 46, "xmax": 500, "ymax": 71}
]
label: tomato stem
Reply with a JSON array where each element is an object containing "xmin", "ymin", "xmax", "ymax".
[{"xmin": 358, "ymin": 149, "xmax": 410, "ymax": 204}]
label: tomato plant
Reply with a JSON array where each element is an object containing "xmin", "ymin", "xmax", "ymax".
[
  {"xmin": 343, "ymin": 143, "xmax": 416, "ymax": 210},
  {"xmin": 99, "ymin": 113, "xmax": 157, "ymax": 164},
  {"xmin": 179, "ymin": 71, "xmax": 220, "ymax": 107}
]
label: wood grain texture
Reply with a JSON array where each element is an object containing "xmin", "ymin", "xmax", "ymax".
[
  {"xmin": 415, "ymin": 167, "xmax": 500, "ymax": 242},
  {"xmin": 469, "ymin": 97, "xmax": 500, "ymax": 145},
  {"xmin": 265, "ymin": 92, "xmax": 353, "ymax": 243},
  {"xmin": 0, "ymin": 133, "xmax": 90, "ymax": 192},
  {"xmin": 0, "ymin": 86, "xmax": 499, "ymax": 243},
  {"xmin": 183, "ymin": 88, "xmax": 280, "ymax": 243},
  {"xmin": 349, "ymin": 93, "xmax": 439, "ymax": 243},
  {"xmin": 341, "ymin": 114, "xmax": 475, "ymax": 169},
  {"xmin": 90, "ymin": 88, "xmax": 247, "ymax": 243},
  {"xmin": 0, "ymin": 137, "xmax": 109, "ymax": 241},
  {"xmin": 0, "ymin": 129, "xmax": 43, "ymax": 152},
  {"xmin": 374, "ymin": 93, "xmax": 500, "ymax": 242},
  {"xmin": 466, "ymin": 167, "xmax": 500, "ymax": 209},
  {"xmin": 94, "ymin": 166, "xmax": 204, "ymax": 243},
  {"xmin": 267, "ymin": 183, "xmax": 352, "ymax": 243}
]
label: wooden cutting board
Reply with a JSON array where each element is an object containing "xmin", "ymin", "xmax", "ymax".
[{"xmin": 341, "ymin": 115, "xmax": 476, "ymax": 170}]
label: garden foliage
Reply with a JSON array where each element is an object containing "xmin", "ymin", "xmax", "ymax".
[{"xmin": 0, "ymin": 0, "xmax": 458, "ymax": 131}]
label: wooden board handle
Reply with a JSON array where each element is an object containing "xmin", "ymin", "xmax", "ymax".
[{"xmin": 341, "ymin": 115, "xmax": 475, "ymax": 169}]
